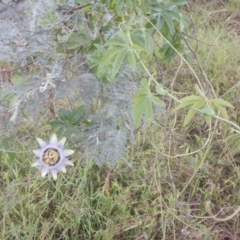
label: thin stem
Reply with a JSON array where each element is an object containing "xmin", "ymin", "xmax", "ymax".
[{"xmin": 142, "ymin": 15, "xmax": 206, "ymax": 98}]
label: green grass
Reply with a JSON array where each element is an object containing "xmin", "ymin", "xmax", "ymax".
[{"xmin": 1, "ymin": 1, "xmax": 240, "ymax": 239}]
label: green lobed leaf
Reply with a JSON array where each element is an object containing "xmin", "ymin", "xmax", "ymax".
[
  {"xmin": 127, "ymin": 51, "xmax": 136, "ymax": 71},
  {"xmin": 58, "ymin": 108, "xmax": 71, "ymax": 122},
  {"xmin": 48, "ymin": 120, "xmax": 66, "ymax": 128},
  {"xmin": 156, "ymin": 15, "xmax": 164, "ymax": 29},
  {"xmin": 66, "ymin": 126, "xmax": 82, "ymax": 136},
  {"xmin": 195, "ymin": 85, "xmax": 205, "ymax": 98},
  {"xmin": 88, "ymin": 55, "xmax": 102, "ymax": 68},
  {"xmin": 180, "ymin": 95, "xmax": 204, "ymax": 102},
  {"xmin": 126, "ymin": 0, "xmax": 134, "ymax": 11},
  {"xmin": 130, "ymin": 44, "xmax": 144, "ymax": 51},
  {"xmin": 111, "ymin": 49, "xmax": 128, "ymax": 78},
  {"xmin": 183, "ymin": 101, "xmax": 205, "ymax": 126},
  {"xmin": 68, "ymin": 106, "xmax": 85, "ymax": 124},
  {"xmin": 134, "ymin": 90, "xmax": 148, "ymax": 107},
  {"xmin": 104, "ymin": 38, "xmax": 125, "ymax": 47},
  {"xmin": 150, "ymin": 95, "xmax": 165, "ymax": 106},
  {"xmin": 134, "ymin": 95, "xmax": 147, "ymax": 128},
  {"xmin": 162, "ymin": 13, "xmax": 175, "ymax": 35},
  {"xmin": 210, "ymin": 98, "xmax": 234, "ymax": 108},
  {"xmin": 172, "ymin": 96, "xmax": 204, "ymax": 112},
  {"xmin": 94, "ymin": 44, "xmax": 106, "ymax": 54},
  {"xmin": 118, "ymin": 30, "xmax": 131, "ymax": 45},
  {"xmin": 141, "ymin": 78, "xmax": 149, "ymax": 89},
  {"xmin": 212, "ymin": 102, "xmax": 229, "ymax": 120},
  {"xmin": 165, "ymin": 9, "xmax": 181, "ymax": 21},
  {"xmin": 115, "ymin": 0, "xmax": 124, "ymax": 15},
  {"xmin": 97, "ymin": 47, "xmax": 122, "ymax": 73},
  {"xmin": 136, "ymin": 88, "xmax": 148, "ymax": 98},
  {"xmin": 144, "ymin": 31, "xmax": 154, "ymax": 58},
  {"xmin": 172, "ymin": 0, "xmax": 188, "ymax": 5},
  {"xmin": 145, "ymin": 100, "xmax": 153, "ymax": 124}
]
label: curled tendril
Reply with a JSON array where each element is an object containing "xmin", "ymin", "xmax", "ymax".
[{"xmin": 205, "ymin": 201, "xmax": 240, "ymax": 222}]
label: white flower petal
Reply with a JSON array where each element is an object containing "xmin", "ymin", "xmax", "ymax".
[
  {"xmin": 41, "ymin": 167, "xmax": 49, "ymax": 177},
  {"xmin": 59, "ymin": 137, "xmax": 66, "ymax": 146},
  {"xmin": 62, "ymin": 149, "xmax": 74, "ymax": 157},
  {"xmin": 31, "ymin": 161, "xmax": 40, "ymax": 167},
  {"xmin": 51, "ymin": 170, "xmax": 58, "ymax": 180},
  {"xmin": 33, "ymin": 149, "xmax": 42, "ymax": 157},
  {"xmin": 49, "ymin": 134, "xmax": 58, "ymax": 145},
  {"xmin": 36, "ymin": 138, "xmax": 47, "ymax": 147},
  {"xmin": 59, "ymin": 165, "xmax": 66, "ymax": 173},
  {"xmin": 65, "ymin": 159, "xmax": 74, "ymax": 166}
]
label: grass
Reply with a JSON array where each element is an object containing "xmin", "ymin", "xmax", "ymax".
[{"xmin": 1, "ymin": 0, "xmax": 240, "ymax": 239}]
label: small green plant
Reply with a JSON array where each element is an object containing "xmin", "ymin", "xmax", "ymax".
[
  {"xmin": 173, "ymin": 85, "xmax": 234, "ymax": 126},
  {"xmin": 48, "ymin": 106, "xmax": 85, "ymax": 137},
  {"xmin": 133, "ymin": 78, "xmax": 165, "ymax": 127}
]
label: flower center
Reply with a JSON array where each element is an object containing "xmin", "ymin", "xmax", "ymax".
[{"xmin": 42, "ymin": 148, "xmax": 60, "ymax": 166}]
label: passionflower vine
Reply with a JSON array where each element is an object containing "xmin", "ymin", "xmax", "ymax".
[{"xmin": 32, "ymin": 134, "xmax": 74, "ymax": 180}]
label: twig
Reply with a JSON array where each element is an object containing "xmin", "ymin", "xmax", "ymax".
[
  {"xmin": 208, "ymin": 9, "xmax": 227, "ymax": 16},
  {"xmin": 153, "ymin": 53, "xmax": 164, "ymax": 83},
  {"xmin": 58, "ymin": 4, "xmax": 91, "ymax": 14},
  {"xmin": 182, "ymin": 36, "xmax": 216, "ymax": 98},
  {"xmin": 180, "ymin": 31, "xmax": 214, "ymax": 46},
  {"xmin": 0, "ymin": 61, "xmax": 33, "ymax": 74},
  {"xmin": 206, "ymin": 201, "xmax": 240, "ymax": 222}
]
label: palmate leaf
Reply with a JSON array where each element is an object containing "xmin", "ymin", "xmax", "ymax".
[
  {"xmin": 210, "ymin": 98, "xmax": 234, "ymax": 108},
  {"xmin": 127, "ymin": 51, "xmax": 136, "ymax": 71},
  {"xmin": 104, "ymin": 38, "xmax": 126, "ymax": 47},
  {"xmin": 97, "ymin": 47, "xmax": 122, "ymax": 74},
  {"xmin": 141, "ymin": 78, "xmax": 149, "ymax": 89},
  {"xmin": 118, "ymin": 30, "xmax": 131, "ymax": 45},
  {"xmin": 165, "ymin": 0, "xmax": 187, "ymax": 8},
  {"xmin": 150, "ymin": 95, "xmax": 165, "ymax": 106},
  {"xmin": 195, "ymin": 85, "xmax": 205, "ymax": 98},
  {"xmin": 115, "ymin": 0, "xmax": 124, "ymax": 15},
  {"xmin": 144, "ymin": 31, "xmax": 154, "ymax": 58},
  {"xmin": 58, "ymin": 108, "xmax": 71, "ymax": 122},
  {"xmin": 134, "ymin": 79, "xmax": 165, "ymax": 127},
  {"xmin": 172, "ymin": 95, "xmax": 204, "ymax": 112},
  {"xmin": 149, "ymin": 0, "xmax": 187, "ymax": 33},
  {"xmin": 97, "ymin": 30, "xmax": 144, "ymax": 78},
  {"xmin": 130, "ymin": 45, "xmax": 144, "ymax": 51},
  {"xmin": 48, "ymin": 120, "xmax": 66, "ymax": 129},
  {"xmin": 68, "ymin": 106, "xmax": 85, "ymax": 124},
  {"xmin": 133, "ymin": 93, "xmax": 147, "ymax": 127},
  {"xmin": 174, "ymin": 93, "xmax": 234, "ymax": 126},
  {"xmin": 162, "ymin": 13, "xmax": 175, "ymax": 35},
  {"xmin": 145, "ymin": 100, "xmax": 153, "ymax": 124},
  {"xmin": 210, "ymin": 98, "xmax": 233, "ymax": 120},
  {"xmin": 164, "ymin": 9, "xmax": 181, "ymax": 21},
  {"xmin": 211, "ymin": 102, "xmax": 229, "ymax": 120},
  {"xmin": 87, "ymin": 44, "xmax": 106, "ymax": 68},
  {"xmin": 183, "ymin": 100, "xmax": 205, "ymax": 127},
  {"xmin": 156, "ymin": 15, "xmax": 164, "ymax": 29},
  {"xmin": 111, "ymin": 49, "xmax": 128, "ymax": 78}
]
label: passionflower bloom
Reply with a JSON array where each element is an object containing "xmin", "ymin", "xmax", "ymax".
[{"xmin": 32, "ymin": 134, "xmax": 74, "ymax": 180}]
